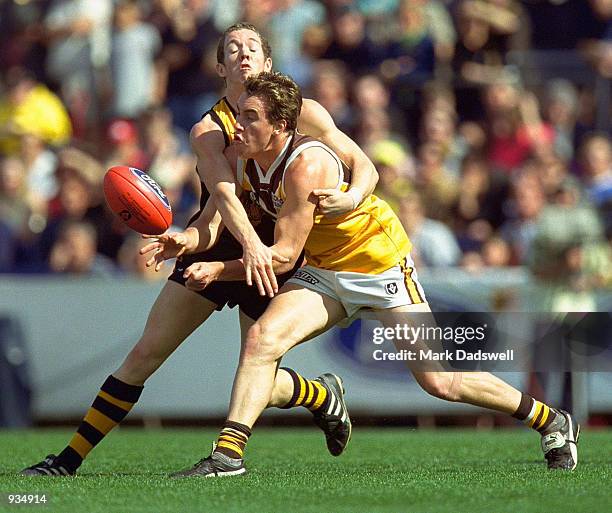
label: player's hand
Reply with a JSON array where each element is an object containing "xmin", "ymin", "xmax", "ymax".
[
  {"xmin": 242, "ymin": 238, "xmax": 289, "ymax": 297},
  {"xmin": 314, "ymin": 188, "xmax": 361, "ymax": 216},
  {"xmin": 140, "ymin": 230, "xmax": 195, "ymax": 272},
  {"xmin": 183, "ymin": 262, "xmax": 222, "ymax": 291}
]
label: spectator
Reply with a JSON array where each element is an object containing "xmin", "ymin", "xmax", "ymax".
[
  {"xmin": 413, "ymin": 141, "xmax": 459, "ymax": 222},
  {"xmin": 104, "ymin": 119, "xmax": 148, "ymax": 170},
  {"xmin": 398, "ymin": 192, "xmax": 462, "ymax": 267},
  {"xmin": 269, "ymin": 0, "xmax": 325, "ymax": 82},
  {"xmin": 158, "ymin": 0, "xmax": 222, "ymax": 132},
  {"xmin": 44, "ymin": 0, "xmax": 113, "ymax": 136},
  {"xmin": 20, "ymin": 134, "xmax": 59, "ymax": 216},
  {"xmin": 354, "ymin": 108, "xmax": 410, "ymax": 158},
  {"xmin": 528, "ymin": 191, "xmax": 605, "ymax": 311},
  {"xmin": 452, "ymin": 153, "xmax": 507, "ymax": 234},
  {"xmin": 0, "ymin": 156, "xmax": 31, "ymax": 235},
  {"xmin": 500, "ymin": 170, "xmax": 546, "ymax": 263},
  {"xmin": 420, "ymin": 106, "xmax": 468, "ymax": 177},
  {"xmin": 372, "ymin": 140, "xmax": 413, "ymax": 213},
  {"xmin": 309, "ymin": 60, "xmax": 355, "ymax": 134},
  {"xmin": 481, "ymin": 235, "xmax": 512, "ymax": 267},
  {"xmin": 321, "ymin": 5, "xmax": 383, "ymax": 74},
  {"xmin": 0, "ymin": 67, "xmax": 72, "ymax": 155},
  {"xmin": 483, "ymin": 78, "xmax": 554, "ymax": 173},
  {"xmin": 110, "ymin": 0, "xmax": 162, "ymax": 119},
  {"xmin": 48, "ymin": 219, "xmax": 116, "ymax": 276},
  {"xmin": 0, "ymin": 0, "xmax": 48, "ymax": 78},
  {"xmin": 383, "ymin": 0, "xmax": 435, "ymax": 88},
  {"xmin": 543, "ymin": 79, "xmax": 580, "ymax": 163},
  {"xmin": 139, "ymin": 106, "xmax": 196, "ymax": 227},
  {"xmin": 579, "ymin": 133, "xmax": 612, "ymax": 209}
]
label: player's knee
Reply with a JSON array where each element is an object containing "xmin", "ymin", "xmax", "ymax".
[
  {"xmin": 420, "ymin": 373, "xmax": 459, "ymax": 402},
  {"xmin": 123, "ymin": 337, "xmax": 166, "ymax": 374},
  {"xmin": 244, "ymin": 322, "xmax": 284, "ymax": 364}
]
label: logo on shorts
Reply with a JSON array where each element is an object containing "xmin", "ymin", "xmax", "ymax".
[
  {"xmin": 293, "ymin": 269, "xmax": 319, "ymax": 285},
  {"xmin": 385, "ymin": 282, "xmax": 399, "ymax": 295}
]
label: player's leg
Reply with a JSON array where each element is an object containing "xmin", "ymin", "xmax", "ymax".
[
  {"xmin": 236, "ymin": 310, "xmax": 293, "ymax": 408},
  {"xmin": 236, "ymin": 309, "xmax": 351, "ymax": 456},
  {"xmin": 374, "ymin": 303, "xmax": 579, "ymax": 470},
  {"xmin": 170, "ymin": 284, "xmax": 347, "ymax": 477},
  {"xmin": 21, "ymin": 281, "xmax": 218, "ymax": 476}
]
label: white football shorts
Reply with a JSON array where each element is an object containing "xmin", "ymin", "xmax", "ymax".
[{"xmin": 287, "ymin": 254, "xmax": 427, "ymax": 317}]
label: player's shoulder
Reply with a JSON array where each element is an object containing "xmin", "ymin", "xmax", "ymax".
[
  {"xmin": 286, "ymin": 144, "xmax": 335, "ymax": 184},
  {"xmin": 190, "ymin": 112, "xmax": 223, "ymax": 138},
  {"xmin": 189, "ymin": 115, "xmax": 226, "ymax": 156}
]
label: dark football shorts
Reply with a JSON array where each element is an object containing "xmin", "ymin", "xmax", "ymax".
[{"xmin": 168, "ymin": 229, "xmax": 302, "ymax": 320}]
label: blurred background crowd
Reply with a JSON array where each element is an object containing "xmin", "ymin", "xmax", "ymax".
[{"xmin": 0, "ymin": 0, "xmax": 610, "ymax": 292}]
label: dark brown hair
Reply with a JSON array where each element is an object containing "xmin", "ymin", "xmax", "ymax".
[
  {"xmin": 216, "ymin": 22, "xmax": 272, "ymax": 64},
  {"xmin": 244, "ymin": 71, "xmax": 302, "ymax": 132}
]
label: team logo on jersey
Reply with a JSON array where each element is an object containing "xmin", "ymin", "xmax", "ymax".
[
  {"xmin": 385, "ymin": 282, "xmax": 399, "ymax": 295},
  {"xmin": 130, "ymin": 168, "xmax": 172, "ymax": 212},
  {"xmin": 293, "ymin": 270, "xmax": 319, "ymax": 285},
  {"xmin": 272, "ymin": 194, "xmax": 284, "ymax": 211},
  {"xmin": 119, "ymin": 209, "xmax": 132, "ymax": 221}
]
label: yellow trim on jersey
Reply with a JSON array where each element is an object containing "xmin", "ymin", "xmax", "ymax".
[
  {"xmin": 399, "ymin": 258, "xmax": 424, "ymax": 304},
  {"xmin": 212, "ymin": 99, "xmax": 237, "ymax": 144}
]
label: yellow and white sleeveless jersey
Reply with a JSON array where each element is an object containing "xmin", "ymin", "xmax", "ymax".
[{"xmin": 237, "ymin": 133, "xmax": 412, "ymax": 274}]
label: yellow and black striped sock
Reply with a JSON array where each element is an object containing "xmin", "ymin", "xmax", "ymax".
[
  {"xmin": 279, "ymin": 367, "xmax": 329, "ymax": 413},
  {"xmin": 56, "ymin": 375, "xmax": 143, "ymax": 472},
  {"xmin": 512, "ymin": 393, "xmax": 558, "ymax": 433},
  {"xmin": 214, "ymin": 421, "xmax": 252, "ymax": 459}
]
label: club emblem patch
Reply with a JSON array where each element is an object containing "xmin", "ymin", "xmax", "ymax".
[{"xmin": 385, "ymin": 282, "xmax": 399, "ymax": 295}]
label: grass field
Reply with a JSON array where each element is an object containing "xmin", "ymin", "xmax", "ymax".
[{"xmin": 1, "ymin": 427, "xmax": 611, "ymax": 513}]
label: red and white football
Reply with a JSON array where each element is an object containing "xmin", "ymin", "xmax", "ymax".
[{"xmin": 103, "ymin": 166, "xmax": 172, "ymax": 235}]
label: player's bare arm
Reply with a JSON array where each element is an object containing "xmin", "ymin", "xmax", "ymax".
[
  {"xmin": 183, "ymin": 148, "xmax": 333, "ymax": 291},
  {"xmin": 140, "ymin": 193, "xmax": 224, "ymax": 272},
  {"xmin": 298, "ymin": 98, "xmax": 378, "ymax": 215},
  {"xmin": 190, "ymin": 114, "xmax": 285, "ymax": 296}
]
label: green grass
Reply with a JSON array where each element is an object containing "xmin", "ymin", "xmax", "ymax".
[{"xmin": 0, "ymin": 428, "xmax": 610, "ymax": 513}]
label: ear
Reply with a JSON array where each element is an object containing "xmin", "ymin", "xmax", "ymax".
[
  {"xmin": 216, "ymin": 62, "xmax": 226, "ymax": 78},
  {"xmin": 264, "ymin": 58, "xmax": 273, "ymax": 72},
  {"xmin": 274, "ymin": 119, "xmax": 287, "ymax": 134}
]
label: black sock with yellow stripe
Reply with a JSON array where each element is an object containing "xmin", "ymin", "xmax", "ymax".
[
  {"xmin": 56, "ymin": 375, "xmax": 143, "ymax": 472},
  {"xmin": 214, "ymin": 421, "xmax": 252, "ymax": 459},
  {"xmin": 512, "ymin": 393, "xmax": 559, "ymax": 433},
  {"xmin": 279, "ymin": 368, "xmax": 330, "ymax": 413}
]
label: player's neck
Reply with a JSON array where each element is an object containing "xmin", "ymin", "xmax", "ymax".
[
  {"xmin": 255, "ymin": 132, "xmax": 292, "ymax": 171},
  {"xmin": 225, "ymin": 83, "xmax": 243, "ymax": 110}
]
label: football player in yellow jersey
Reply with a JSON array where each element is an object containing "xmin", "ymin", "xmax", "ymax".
[
  {"xmin": 165, "ymin": 72, "xmax": 579, "ymax": 476},
  {"xmin": 21, "ymin": 23, "xmax": 375, "ymax": 477}
]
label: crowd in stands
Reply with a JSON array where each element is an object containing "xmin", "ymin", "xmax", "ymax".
[{"xmin": 0, "ymin": 0, "xmax": 610, "ymax": 293}]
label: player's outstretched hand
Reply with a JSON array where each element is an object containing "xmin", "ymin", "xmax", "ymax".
[
  {"xmin": 242, "ymin": 238, "xmax": 289, "ymax": 298},
  {"xmin": 140, "ymin": 230, "xmax": 195, "ymax": 272},
  {"xmin": 314, "ymin": 188, "xmax": 361, "ymax": 216},
  {"xmin": 183, "ymin": 262, "xmax": 222, "ymax": 291}
]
